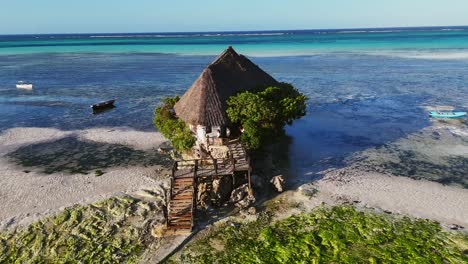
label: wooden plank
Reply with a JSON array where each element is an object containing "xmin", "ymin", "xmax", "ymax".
[
  {"xmin": 170, "ymin": 205, "xmax": 192, "ymax": 210},
  {"xmin": 170, "ymin": 204, "xmax": 192, "ymax": 208},
  {"xmin": 173, "ymin": 195, "xmax": 193, "ymax": 200},
  {"xmin": 170, "ymin": 199, "xmax": 192, "ymax": 204},
  {"xmin": 168, "ymin": 221, "xmax": 192, "ymax": 226},
  {"xmin": 172, "ymin": 190, "xmax": 193, "ymax": 195},
  {"xmin": 169, "ymin": 213, "xmax": 192, "ymax": 218},
  {"xmin": 169, "ymin": 217, "xmax": 192, "ymax": 222},
  {"xmin": 170, "ymin": 205, "xmax": 191, "ymax": 210},
  {"xmin": 167, "ymin": 225, "xmax": 192, "ymax": 230}
]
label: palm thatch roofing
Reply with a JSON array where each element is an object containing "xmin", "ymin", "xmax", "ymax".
[{"xmin": 174, "ymin": 46, "xmax": 279, "ymax": 127}]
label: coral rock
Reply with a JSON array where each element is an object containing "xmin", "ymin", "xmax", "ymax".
[{"xmin": 270, "ymin": 175, "xmax": 285, "ymax": 192}]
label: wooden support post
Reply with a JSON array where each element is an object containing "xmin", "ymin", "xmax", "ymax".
[
  {"xmin": 232, "ymin": 156, "xmax": 235, "ymax": 172},
  {"xmin": 232, "ymin": 173, "xmax": 235, "ymax": 190},
  {"xmin": 192, "ymin": 169, "xmax": 197, "ymax": 229},
  {"xmin": 214, "ymin": 159, "xmax": 218, "ymax": 175},
  {"xmin": 248, "ymin": 168, "xmax": 252, "ymax": 190}
]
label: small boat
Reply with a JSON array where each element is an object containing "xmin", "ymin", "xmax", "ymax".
[
  {"xmin": 16, "ymin": 81, "xmax": 33, "ymax": 90},
  {"xmin": 429, "ymin": 111, "xmax": 467, "ymax": 118},
  {"xmin": 91, "ymin": 99, "xmax": 115, "ymax": 112}
]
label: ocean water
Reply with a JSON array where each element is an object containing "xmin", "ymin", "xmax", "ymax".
[{"xmin": 1, "ymin": 27, "xmax": 468, "ymax": 186}]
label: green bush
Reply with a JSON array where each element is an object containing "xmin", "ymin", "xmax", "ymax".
[
  {"xmin": 173, "ymin": 206, "xmax": 468, "ymax": 264},
  {"xmin": 154, "ymin": 96, "xmax": 195, "ymax": 153},
  {"xmin": 227, "ymin": 83, "xmax": 306, "ymax": 150}
]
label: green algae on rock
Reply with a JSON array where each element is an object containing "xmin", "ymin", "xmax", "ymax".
[
  {"xmin": 0, "ymin": 196, "xmax": 162, "ymax": 263},
  {"xmin": 170, "ymin": 206, "xmax": 468, "ymax": 263}
]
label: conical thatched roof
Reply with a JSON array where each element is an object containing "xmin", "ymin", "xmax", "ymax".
[{"xmin": 174, "ymin": 46, "xmax": 279, "ymax": 127}]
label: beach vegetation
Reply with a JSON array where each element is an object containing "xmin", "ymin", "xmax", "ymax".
[
  {"xmin": 154, "ymin": 96, "xmax": 195, "ymax": 153},
  {"xmin": 0, "ymin": 196, "xmax": 158, "ymax": 263},
  {"xmin": 226, "ymin": 83, "xmax": 306, "ymax": 149},
  {"xmin": 170, "ymin": 206, "xmax": 468, "ymax": 263}
]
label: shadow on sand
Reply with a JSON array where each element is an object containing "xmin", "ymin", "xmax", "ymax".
[{"xmin": 7, "ymin": 136, "xmax": 172, "ymax": 174}]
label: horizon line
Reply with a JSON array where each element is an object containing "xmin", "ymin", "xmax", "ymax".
[{"xmin": 1, "ymin": 24, "xmax": 467, "ymax": 36}]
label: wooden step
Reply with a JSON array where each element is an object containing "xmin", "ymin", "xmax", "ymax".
[
  {"xmin": 169, "ymin": 218, "xmax": 192, "ymax": 223},
  {"xmin": 173, "ymin": 184, "xmax": 193, "ymax": 188},
  {"xmin": 167, "ymin": 224, "xmax": 192, "ymax": 230},
  {"xmin": 169, "ymin": 207, "xmax": 192, "ymax": 213},
  {"xmin": 169, "ymin": 205, "xmax": 192, "ymax": 210},
  {"xmin": 173, "ymin": 190, "xmax": 192, "ymax": 193},
  {"xmin": 169, "ymin": 212, "xmax": 192, "ymax": 217},
  {"xmin": 169, "ymin": 206, "xmax": 192, "ymax": 212},
  {"xmin": 172, "ymin": 190, "xmax": 193, "ymax": 195},
  {"xmin": 170, "ymin": 200, "xmax": 192, "ymax": 205},
  {"xmin": 173, "ymin": 185, "xmax": 192, "ymax": 188},
  {"xmin": 168, "ymin": 221, "xmax": 192, "ymax": 226},
  {"xmin": 174, "ymin": 180, "xmax": 194, "ymax": 184},
  {"xmin": 174, "ymin": 178, "xmax": 194, "ymax": 182},
  {"xmin": 170, "ymin": 202, "xmax": 192, "ymax": 207},
  {"xmin": 172, "ymin": 195, "xmax": 194, "ymax": 200},
  {"xmin": 169, "ymin": 213, "xmax": 192, "ymax": 218}
]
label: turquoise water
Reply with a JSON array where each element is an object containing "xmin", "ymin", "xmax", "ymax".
[
  {"xmin": 1, "ymin": 27, "xmax": 467, "ymax": 187},
  {"xmin": 1, "ymin": 27, "xmax": 468, "ymax": 57}
]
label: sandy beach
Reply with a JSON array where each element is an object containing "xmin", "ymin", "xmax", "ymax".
[
  {"xmin": 294, "ymin": 168, "xmax": 468, "ymax": 228},
  {"xmin": 1, "ymin": 124, "xmax": 467, "ymax": 232},
  {"xmin": 0, "ymin": 127, "xmax": 170, "ymax": 229}
]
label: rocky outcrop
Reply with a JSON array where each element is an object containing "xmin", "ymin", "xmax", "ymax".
[
  {"xmin": 212, "ymin": 176, "xmax": 233, "ymax": 206},
  {"xmin": 236, "ymin": 193, "xmax": 255, "ymax": 209},
  {"xmin": 270, "ymin": 175, "xmax": 285, "ymax": 192},
  {"xmin": 229, "ymin": 183, "xmax": 255, "ymax": 209},
  {"xmin": 229, "ymin": 183, "xmax": 250, "ymax": 203},
  {"xmin": 197, "ymin": 182, "xmax": 211, "ymax": 209}
]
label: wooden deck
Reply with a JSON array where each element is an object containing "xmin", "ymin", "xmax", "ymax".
[{"xmin": 166, "ymin": 139, "xmax": 251, "ymax": 234}]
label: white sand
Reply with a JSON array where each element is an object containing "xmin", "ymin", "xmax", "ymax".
[
  {"xmin": 297, "ymin": 169, "xmax": 468, "ymax": 227},
  {"xmin": 0, "ymin": 127, "xmax": 169, "ymax": 230}
]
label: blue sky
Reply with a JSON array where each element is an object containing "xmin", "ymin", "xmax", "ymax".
[{"xmin": 1, "ymin": 0, "xmax": 467, "ymax": 34}]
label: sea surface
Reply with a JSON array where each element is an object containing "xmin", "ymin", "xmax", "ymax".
[{"xmin": 1, "ymin": 27, "xmax": 467, "ymax": 187}]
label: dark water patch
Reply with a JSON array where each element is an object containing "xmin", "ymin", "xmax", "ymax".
[
  {"xmin": 286, "ymin": 94, "xmax": 432, "ymax": 185},
  {"xmin": 6, "ymin": 136, "xmax": 172, "ymax": 174},
  {"xmin": 5, "ymin": 100, "xmax": 74, "ymax": 108},
  {"xmin": 367, "ymin": 150, "xmax": 468, "ymax": 188}
]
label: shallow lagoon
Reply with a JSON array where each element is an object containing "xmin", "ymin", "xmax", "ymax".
[{"xmin": 0, "ymin": 52, "xmax": 467, "ymax": 187}]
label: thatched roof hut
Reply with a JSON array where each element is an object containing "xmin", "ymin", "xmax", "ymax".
[{"xmin": 174, "ymin": 46, "xmax": 279, "ymax": 127}]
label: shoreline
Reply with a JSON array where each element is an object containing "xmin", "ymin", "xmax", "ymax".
[{"xmin": 298, "ymin": 168, "xmax": 468, "ymax": 228}]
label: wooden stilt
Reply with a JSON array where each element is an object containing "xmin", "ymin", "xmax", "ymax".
[{"xmin": 248, "ymin": 168, "xmax": 252, "ymax": 190}]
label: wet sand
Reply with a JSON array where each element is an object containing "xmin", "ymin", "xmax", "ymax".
[
  {"xmin": 0, "ymin": 127, "xmax": 170, "ymax": 229},
  {"xmin": 298, "ymin": 168, "xmax": 468, "ymax": 227},
  {"xmin": 287, "ymin": 105, "xmax": 468, "ymax": 228}
]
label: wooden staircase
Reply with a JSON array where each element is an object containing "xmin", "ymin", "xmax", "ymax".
[
  {"xmin": 166, "ymin": 141, "xmax": 251, "ymax": 235},
  {"xmin": 166, "ymin": 169, "xmax": 195, "ymax": 235}
]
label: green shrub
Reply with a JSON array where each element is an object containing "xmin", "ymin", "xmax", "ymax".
[
  {"xmin": 227, "ymin": 83, "xmax": 306, "ymax": 150},
  {"xmin": 154, "ymin": 96, "xmax": 195, "ymax": 153}
]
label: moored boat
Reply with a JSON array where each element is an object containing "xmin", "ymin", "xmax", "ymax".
[
  {"xmin": 16, "ymin": 81, "xmax": 33, "ymax": 90},
  {"xmin": 429, "ymin": 111, "xmax": 466, "ymax": 118},
  {"xmin": 91, "ymin": 99, "xmax": 115, "ymax": 112}
]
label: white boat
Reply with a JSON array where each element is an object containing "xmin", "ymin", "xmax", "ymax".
[{"xmin": 16, "ymin": 81, "xmax": 33, "ymax": 90}]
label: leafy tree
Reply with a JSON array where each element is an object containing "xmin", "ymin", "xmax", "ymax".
[
  {"xmin": 227, "ymin": 83, "xmax": 306, "ymax": 149},
  {"xmin": 154, "ymin": 96, "xmax": 195, "ymax": 153}
]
